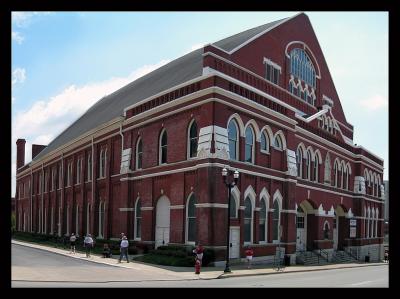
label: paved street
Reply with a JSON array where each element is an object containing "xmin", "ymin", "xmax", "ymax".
[{"xmin": 12, "ymin": 243, "xmax": 388, "ymax": 288}]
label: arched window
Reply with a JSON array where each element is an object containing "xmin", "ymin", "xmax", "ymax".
[
  {"xmin": 99, "ymin": 149, "xmax": 106, "ymax": 178},
  {"xmin": 244, "ymin": 197, "xmax": 253, "ymax": 243},
  {"xmin": 272, "ymin": 199, "xmax": 280, "ymax": 242},
  {"xmin": 135, "ymin": 199, "xmax": 142, "ymax": 239},
  {"xmin": 86, "ymin": 204, "xmax": 90, "ymax": 235},
  {"xmin": 159, "ymin": 129, "xmax": 168, "ymax": 165},
  {"xmin": 188, "ymin": 120, "xmax": 198, "ymax": 159},
  {"xmin": 260, "ymin": 131, "xmax": 269, "ymax": 153},
  {"xmin": 290, "ymin": 48, "xmax": 316, "ymax": 88},
  {"xmin": 334, "ymin": 160, "xmax": 339, "ymax": 187},
  {"xmin": 98, "ymin": 201, "xmax": 104, "ymax": 238},
  {"xmin": 87, "ymin": 153, "xmax": 92, "ymax": 182},
  {"xmin": 136, "ymin": 138, "xmax": 143, "ymax": 169},
  {"xmin": 228, "ymin": 119, "xmax": 239, "ymax": 161},
  {"xmin": 186, "ymin": 194, "xmax": 196, "ymax": 243},
  {"xmin": 306, "ymin": 151, "xmax": 312, "ymax": 180},
  {"xmin": 345, "ymin": 165, "xmax": 350, "ymax": 190},
  {"xmin": 245, "ymin": 126, "xmax": 254, "ymax": 163},
  {"xmin": 259, "ymin": 198, "xmax": 267, "ymax": 242},
  {"xmin": 296, "ymin": 147, "xmax": 303, "ymax": 178},
  {"xmin": 314, "ymin": 154, "xmax": 319, "ymax": 182},
  {"xmin": 274, "ymin": 135, "xmax": 283, "ymax": 150}
]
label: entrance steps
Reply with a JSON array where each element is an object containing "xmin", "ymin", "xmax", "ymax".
[
  {"xmin": 296, "ymin": 251, "xmax": 329, "ymax": 266},
  {"xmin": 331, "ymin": 250, "xmax": 358, "ymax": 263}
]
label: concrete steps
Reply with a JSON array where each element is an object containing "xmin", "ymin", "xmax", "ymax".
[
  {"xmin": 296, "ymin": 251, "xmax": 329, "ymax": 266},
  {"xmin": 331, "ymin": 251, "xmax": 357, "ymax": 263}
]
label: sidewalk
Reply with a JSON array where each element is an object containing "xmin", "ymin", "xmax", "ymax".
[{"xmin": 12, "ymin": 239, "xmax": 387, "ymax": 281}]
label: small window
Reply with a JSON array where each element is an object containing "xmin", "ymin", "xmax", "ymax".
[
  {"xmin": 260, "ymin": 131, "xmax": 269, "ymax": 152},
  {"xmin": 160, "ymin": 130, "xmax": 168, "ymax": 164},
  {"xmin": 265, "ymin": 59, "xmax": 280, "ymax": 85},
  {"xmin": 188, "ymin": 120, "xmax": 198, "ymax": 158},
  {"xmin": 274, "ymin": 135, "xmax": 283, "ymax": 150}
]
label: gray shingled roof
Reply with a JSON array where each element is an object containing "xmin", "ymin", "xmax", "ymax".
[
  {"xmin": 213, "ymin": 18, "xmax": 288, "ymax": 52},
  {"xmin": 31, "ymin": 17, "xmax": 288, "ymax": 163}
]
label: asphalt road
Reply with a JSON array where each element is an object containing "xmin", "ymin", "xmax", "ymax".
[{"xmin": 12, "ymin": 243, "xmax": 388, "ymax": 288}]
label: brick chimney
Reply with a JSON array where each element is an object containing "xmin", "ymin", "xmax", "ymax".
[
  {"xmin": 32, "ymin": 144, "xmax": 47, "ymax": 159},
  {"xmin": 16, "ymin": 138, "xmax": 26, "ymax": 170}
]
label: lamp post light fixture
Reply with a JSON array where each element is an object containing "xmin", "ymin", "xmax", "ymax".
[{"xmin": 222, "ymin": 167, "xmax": 239, "ymax": 273}]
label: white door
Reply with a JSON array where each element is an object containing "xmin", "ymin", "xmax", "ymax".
[
  {"xmin": 333, "ymin": 216, "xmax": 338, "ymax": 250},
  {"xmin": 155, "ymin": 196, "xmax": 170, "ymax": 248},
  {"xmin": 229, "ymin": 227, "xmax": 240, "ymax": 259},
  {"xmin": 296, "ymin": 213, "xmax": 306, "ymax": 251}
]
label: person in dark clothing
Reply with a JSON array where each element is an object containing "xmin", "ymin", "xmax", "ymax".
[{"xmin": 103, "ymin": 243, "xmax": 112, "ymax": 258}]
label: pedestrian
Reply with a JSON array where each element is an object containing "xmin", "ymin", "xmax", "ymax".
[
  {"xmin": 70, "ymin": 233, "xmax": 77, "ymax": 254},
  {"xmin": 384, "ymin": 250, "xmax": 389, "ymax": 263},
  {"xmin": 245, "ymin": 246, "xmax": 254, "ymax": 269},
  {"xmin": 118, "ymin": 236, "xmax": 130, "ymax": 263},
  {"xmin": 103, "ymin": 243, "xmax": 112, "ymax": 258},
  {"xmin": 192, "ymin": 244, "xmax": 204, "ymax": 266},
  {"xmin": 84, "ymin": 234, "xmax": 94, "ymax": 258}
]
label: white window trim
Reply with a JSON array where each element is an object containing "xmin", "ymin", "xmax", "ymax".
[
  {"xmin": 260, "ymin": 131, "xmax": 270, "ymax": 154},
  {"xmin": 244, "ymin": 126, "xmax": 255, "ymax": 164},
  {"xmin": 259, "ymin": 196, "xmax": 268, "ymax": 243},
  {"xmin": 228, "ymin": 119, "xmax": 240, "ymax": 161},
  {"xmin": 159, "ymin": 129, "xmax": 168, "ymax": 165},
  {"xmin": 134, "ymin": 197, "xmax": 141, "ymax": 240},
  {"xmin": 187, "ymin": 119, "xmax": 198, "ymax": 160},
  {"xmin": 136, "ymin": 137, "xmax": 143, "ymax": 170},
  {"xmin": 185, "ymin": 193, "xmax": 196, "ymax": 245}
]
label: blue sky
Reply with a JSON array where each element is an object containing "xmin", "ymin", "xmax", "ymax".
[{"xmin": 11, "ymin": 11, "xmax": 388, "ymax": 196}]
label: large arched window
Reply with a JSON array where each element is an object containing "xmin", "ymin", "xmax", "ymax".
[
  {"xmin": 135, "ymin": 199, "xmax": 141, "ymax": 239},
  {"xmin": 186, "ymin": 194, "xmax": 196, "ymax": 243},
  {"xmin": 230, "ymin": 196, "xmax": 237, "ymax": 219},
  {"xmin": 188, "ymin": 120, "xmax": 198, "ymax": 159},
  {"xmin": 259, "ymin": 198, "xmax": 267, "ymax": 243},
  {"xmin": 260, "ymin": 131, "xmax": 269, "ymax": 153},
  {"xmin": 314, "ymin": 154, "xmax": 319, "ymax": 182},
  {"xmin": 272, "ymin": 199, "xmax": 280, "ymax": 242},
  {"xmin": 228, "ymin": 119, "xmax": 239, "ymax": 160},
  {"xmin": 296, "ymin": 147, "xmax": 303, "ymax": 178},
  {"xmin": 244, "ymin": 197, "xmax": 253, "ymax": 243},
  {"xmin": 99, "ymin": 149, "xmax": 106, "ymax": 178},
  {"xmin": 306, "ymin": 151, "xmax": 312, "ymax": 180},
  {"xmin": 334, "ymin": 160, "xmax": 339, "ymax": 187},
  {"xmin": 245, "ymin": 126, "xmax": 254, "ymax": 163},
  {"xmin": 159, "ymin": 129, "xmax": 168, "ymax": 165},
  {"xmin": 75, "ymin": 205, "xmax": 79, "ymax": 236},
  {"xmin": 136, "ymin": 138, "xmax": 143, "ymax": 170},
  {"xmin": 98, "ymin": 201, "xmax": 105, "ymax": 238},
  {"xmin": 274, "ymin": 135, "xmax": 283, "ymax": 150},
  {"xmin": 323, "ymin": 221, "xmax": 330, "ymax": 239},
  {"xmin": 87, "ymin": 153, "xmax": 92, "ymax": 182},
  {"xmin": 290, "ymin": 48, "xmax": 316, "ymax": 88}
]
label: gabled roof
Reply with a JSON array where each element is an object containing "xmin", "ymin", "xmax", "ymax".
[
  {"xmin": 31, "ymin": 15, "xmax": 297, "ymax": 164},
  {"xmin": 213, "ymin": 17, "xmax": 288, "ymax": 52}
]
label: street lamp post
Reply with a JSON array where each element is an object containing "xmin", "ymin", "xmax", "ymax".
[{"xmin": 222, "ymin": 168, "xmax": 239, "ymax": 273}]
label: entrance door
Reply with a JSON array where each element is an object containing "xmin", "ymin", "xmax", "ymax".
[
  {"xmin": 229, "ymin": 227, "xmax": 240, "ymax": 259},
  {"xmin": 296, "ymin": 211, "xmax": 306, "ymax": 251},
  {"xmin": 155, "ymin": 196, "xmax": 170, "ymax": 248},
  {"xmin": 333, "ymin": 216, "xmax": 338, "ymax": 250}
]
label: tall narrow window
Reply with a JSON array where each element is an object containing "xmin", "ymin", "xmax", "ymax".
[
  {"xmin": 228, "ymin": 120, "xmax": 238, "ymax": 160},
  {"xmin": 314, "ymin": 155, "xmax": 319, "ymax": 182},
  {"xmin": 324, "ymin": 153, "xmax": 331, "ymax": 184},
  {"xmin": 75, "ymin": 205, "xmax": 79, "ymax": 236},
  {"xmin": 66, "ymin": 205, "xmax": 70, "ymax": 235},
  {"xmin": 244, "ymin": 197, "xmax": 253, "ymax": 243},
  {"xmin": 99, "ymin": 149, "xmax": 106, "ymax": 178},
  {"xmin": 87, "ymin": 153, "xmax": 92, "ymax": 181},
  {"xmin": 39, "ymin": 174, "xmax": 42, "ymax": 194},
  {"xmin": 51, "ymin": 169, "xmax": 55, "ymax": 191},
  {"xmin": 136, "ymin": 138, "xmax": 143, "ymax": 169},
  {"xmin": 230, "ymin": 196, "xmax": 237, "ymax": 218},
  {"xmin": 259, "ymin": 198, "xmax": 267, "ymax": 242},
  {"xmin": 76, "ymin": 158, "xmax": 81, "ymax": 184},
  {"xmin": 58, "ymin": 206, "xmax": 61, "ymax": 236},
  {"xmin": 273, "ymin": 200, "xmax": 280, "ymax": 242},
  {"xmin": 306, "ymin": 151, "xmax": 312, "ymax": 180},
  {"xmin": 260, "ymin": 131, "xmax": 269, "ymax": 152},
  {"xmin": 245, "ymin": 126, "xmax": 254, "ymax": 163},
  {"xmin": 341, "ymin": 166, "xmax": 345, "ymax": 189},
  {"xmin": 58, "ymin": 164, "xmax": 62, "ymax": 189},
  {"xmin": 323, "ymin": 222, "xmax": 330, "ymax": 239},
  {"xmin": 296, "ymin": 147, "xmax": 303, "ymax": 178},
  {"xmin": 375, "ymin": 209, "xmax": 379, "ymax": 238},
  {"xmin": 86, "ymin": 204, "xmax": 90, "ymax": 235},
  {"xmin": 274, "ymin": 135, "xmax": 283, "ymax": 150},
  {"xmin": 188, "ymin": 120, "xmax": 198, "ymax": 158},
  {"xmin": 334, "ymin": 161, "xmax": 339, "ymax": 187},
  {"xmin": 135, "ymin": 199, "xmax": 142, "ymax": 239},
  {"xmin": 160, "ymin": 130, "xmax": 168, "ymax": 164},
  {"xmin": 50, "ymin": 207, "xmax": 54, "ymax": 234},
  {"xmin": 98, "ymin": 201, "xmax": 104, "ymax": 238},
  {"xmin": 186, "ymin": 194, "xmax": 196, "ymax": 243},
  {"xmin": 44, "ymin": 171, "xmax": 48, "ymax": 192}
]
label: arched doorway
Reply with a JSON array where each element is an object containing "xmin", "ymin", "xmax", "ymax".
[
  {"xmin": 296, "ymin": 200, "xmax": 315, "ymax": 251},
  {"xmin": 155, "ymin": 196, "xmax": 170, "ymax": 248},
  {"xmin": 334, "ymin": 205, "xmax": 346, "ymax": 251}
]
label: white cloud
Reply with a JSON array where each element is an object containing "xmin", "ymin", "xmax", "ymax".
[
  {"xmin": 12, "ymin": 97, "xmax": 16, "ymax": 104},
  {"xmin": 12, "ymin": 12, "xmax": 52, "ymax": 27},
  {"xmin": 12, "ymin": 68, "xmax": 26, "ymax": 85},
  {"xmin": 12, "ymin": 31, "xmax": 24, "ymax": 44},
  {"xmin": 12, "ymin": 59, "xmax": 171, "ymax": 195},
  {"xmin": 360, "ymin": 94, "xmax": 388, "ymax": 111}
]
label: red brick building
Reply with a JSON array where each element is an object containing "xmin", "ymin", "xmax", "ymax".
[{"xmin": 15, "ymin": 13, "xmax": 385, "ymax": 264}]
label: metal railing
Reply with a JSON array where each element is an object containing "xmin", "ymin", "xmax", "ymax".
[
  {"xmin": 319, "ymin": 249, "xmax": 329, "ymax": 262},
  {"xmin": 344, "ymin": 246, "xmax": 360, "ymax": 261}
]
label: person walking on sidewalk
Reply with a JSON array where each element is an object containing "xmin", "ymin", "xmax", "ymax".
[
  {"xmin": 69, "ymin": 233, "xmax": 77, "ymax": 254},
  {"xmin": 245, "ymin": 246, "xmax": 254, "ymax": 269},
  {"xmin": 118, "ymin": 236, "xmax": 130, "ymax": 263},
  {"xmin": 192, "ymin": 244, "xmax": 204, "ymax": 266},
  {"xmin": 84, "ymin": 234, "xmax": 94, "ymax": 258}
]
